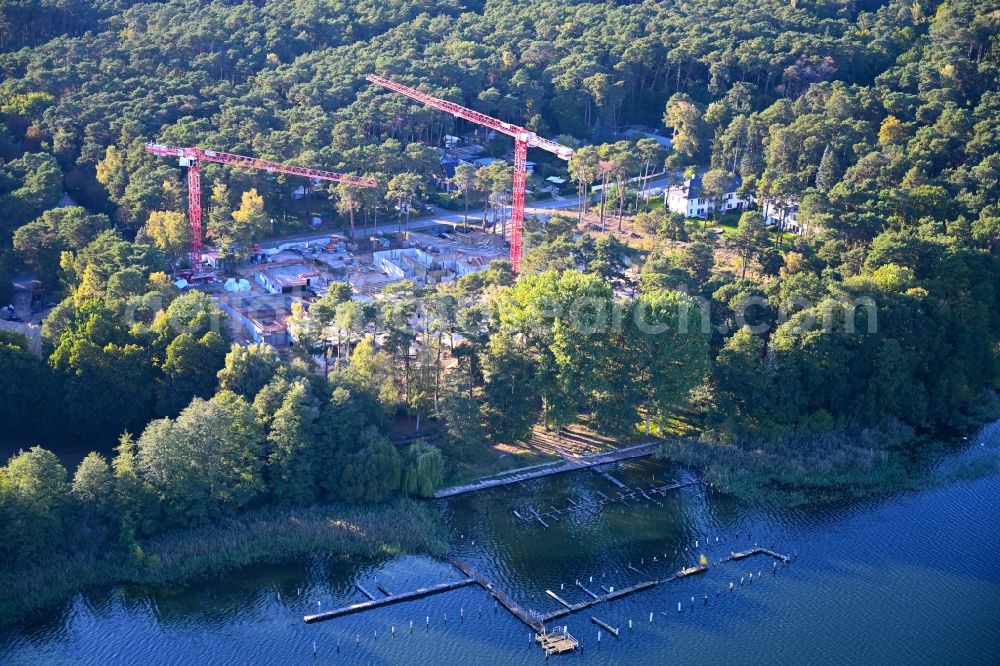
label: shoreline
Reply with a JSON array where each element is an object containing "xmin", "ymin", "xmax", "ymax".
[
  {"xmin": 0, "ymin": 500, "xmax": 447, "ymax": 628},
  {"xmin": 656, "ymin": 409, "xmax": 1000, "ymax": 506},
  {"xmin": 3, "ymin": 412, "xmax": 997, "ymax": 629}
]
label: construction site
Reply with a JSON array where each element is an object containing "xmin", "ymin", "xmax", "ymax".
[{"xmin": 144, "ymin": 74, "xmax": 569, "ymax": 348}]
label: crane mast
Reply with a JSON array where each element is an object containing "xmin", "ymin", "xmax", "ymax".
[
  {"xmin": 365, "ymin": 75, "xmax": 573, "ymax": 271},
  {"xmin": 145, "ymin": 143, "xmax": 377, "ymax": 270}
]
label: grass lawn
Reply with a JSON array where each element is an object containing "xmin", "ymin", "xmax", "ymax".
[{"xmin": 708, "ymin": 212, "xmax": 797, "ymax": 243}]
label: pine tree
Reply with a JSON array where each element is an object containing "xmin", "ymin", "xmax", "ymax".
[{"xmin": 816, "ymin": 144, "xmax": 840, "ymax": 192}]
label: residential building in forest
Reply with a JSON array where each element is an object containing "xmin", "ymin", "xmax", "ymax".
[{"xmin": 665, "ymin": 169, "xmax": 749, "ymax": 218}]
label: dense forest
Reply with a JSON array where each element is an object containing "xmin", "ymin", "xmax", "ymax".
[{"xmin": 0, "ymin": 0, "xmax": 998, "ymax": 616}]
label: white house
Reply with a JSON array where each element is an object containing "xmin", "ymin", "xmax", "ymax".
[
  {"xmin": 665, "ymin": 169, "xmax": 750, "ymax": 219},
  {"xmin": 761, "ymin": 199, "xmax": 801, "ymax": 233}
]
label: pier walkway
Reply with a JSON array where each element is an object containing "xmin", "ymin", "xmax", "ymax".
[
  {"xmin": 304, "ymin": 547, "xmax": 791, "ymax": 657},
  {"xmin": 719, "ymin": 547, "xmax": 792, "ymax": 565},
  {"xmin": 516, "ymin": 479, "xmax": 702, "ymax": 525},
  {"xmin": 433, "ymin": 441, "xmax": 663, "ymax": 498},
  {"xmin": 303, "ymin": 578, "xmax": 475, "ymax": 623},
  {"xmin": 448, "ymin": 556, "xmax": 546, "ymax": 632}
]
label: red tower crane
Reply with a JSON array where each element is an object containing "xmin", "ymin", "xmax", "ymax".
[
  {"xmin": 145, "ymin": 143, "xmax": 378, "ymax": 270},
  {"xmin": 366, "ymin": 74, "xmax": 574, "ymax": 272}
]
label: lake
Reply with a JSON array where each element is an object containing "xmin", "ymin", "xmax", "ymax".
[{"xmin": 2, "ymin": 422, "xmax": 998, "ymax": 665}]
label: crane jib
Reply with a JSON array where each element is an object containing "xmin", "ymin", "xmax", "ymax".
[{"xmin": 365, "ymin": 73, "xmax": 576, "ymax": 272}]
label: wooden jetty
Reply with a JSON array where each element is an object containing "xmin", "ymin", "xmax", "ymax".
[
  {"xmin": 541, "ymin": 580, "xmax": 659, "ymax": 623},
  {"xmin": 529, "ymin": 507, "xmax": 549, "ymax": 528},
  {"xmin": 355, "ymin": 583, "xmax": 376, "ymax": 601},
  {"xmin": 720, "ymin": 547, "xmax": 791, "ymax": 565},
  {"xmin": 515, "ymin": 479, "xmax": 703, "ymax": 525},
  {"xmin": 433, "ymin": 441, "xmax": 665, "ymax": 498},
  {"xmin": 759, "ymin": 548, "xmax": 792, "ymax": 564},
  {"xmin": 303, "ymin": 578, "xmax": 475, "ymax": 623},
  {"xmin": 576, "ymin": 580, "xmax": 600, "ymax": 600},
  {"xmin": 546, "ymin": 589, "xmax": 574, "ymax": 608},
  {"xmin": 536, "ymin": 629, "xmax": 578, "ymax": 656},
  {"xmin": 594, "ymin": 466, "xmax": 629, "ymax": 490},
  {"xmin": 641, "ymin": 490, "xmax": 663, "ymax": 507},
  {"xmin": 448, "ymin": 556, "xmax": 545, "ymax": 632},
  {"xmin": 567, "ymin": 497, "xmax": 599, "ymax": 516},
  {"xmin": 677, "ymin": 564, "xmax": 708, "ymax": 578},
  {"xmin": 591, "ymin": 616, "xmax": 619, "ymax": 637}
]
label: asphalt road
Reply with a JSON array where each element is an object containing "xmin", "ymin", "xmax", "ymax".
[{"xmin": 258, "ymin": 175, "xmax": 670, "ymax": 250}]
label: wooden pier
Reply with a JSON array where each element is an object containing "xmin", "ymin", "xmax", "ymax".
[
  {"xmin": 541, "ymin": 580, "xmax": 659, "ymax": 623},
  {"xmin": 529, "ymin": 507, "xmax": 550, "ymax": 528},
  {"xmin": 355, "ymin": 583, "xmax": 376, "ymax": 601},
  {"xmin": 672, "ymin": 564, "xmax": 708, "ymax": 579},
  {"xmin": 517, "ymin": 479, "xmax": 702, "ymax": 525},
  {"xmin": 448, "ymin": 556, "xmax": 545, "ymax": 632},
  {"xmin": 305, "ymin": 546, "xmax": 791, "ymax": 658},
  {"xmin": 594, "ymin": 466, "xmax": 629, "ymax": 490},
  {"xmin": 433, "ymin": 441, "xmax": 665, "ymax": 498},
  {"xmin": 591, "ymin": 616, "xmax": 619, "ymax": 637},
  {"xmin": 576, "ymin": 580, "xmax": 600, "ymax": 600},
  {"xmin": 720, "ymin": 547, "xmax": 791, "ymax": 565},
  {"xmin": 303, "ymin": 578, "xmax": 476, "ymax": 623},
  {"xmin": 536, "ymin": 629, "xmax": 578, "ymax": 656},
  {"xmin": 546, "ymin": 589, "xmax": 574, "ymax": 609}
]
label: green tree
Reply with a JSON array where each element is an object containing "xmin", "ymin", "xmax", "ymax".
[
  {"xmin": 699, "ymin": 168, "xmax": 731, "ymax": 227},
  {"xmin": 677, "ymin": 241, "xmax": 716, "ymax": 284},
  {"xmin": 335, "ymin": 182, "xmax": 362, "ymax": 238},
  {"xmin": 481, "ymin": 331, "xmax": 540, "ymax": 443},
  {"xmin": 400, "ymin": 442, "xmax": 444, "ymax": 497},
  {"xmin": 0, "ymin": 330, "xmax": 55, "ymax": 443},
  {"xmin": 815, "ymin": 144, "xmax": 840, "ymax": 192},
  {"xmin": 728, "ymin": 211, "xmax": 769, "ymax": 278},
  {"xmin": 156, "ymin": 331, "xmax": 229, "ymax": 416},
  {"xmin": 71, "ymin": 452, "xmax": 115, "ymax": 522},
  {"xmin": 0, "ymin": 447, "xmax": 68, "ymax": 561},
  {"xmin": 338, "ymin": 438, "xmax": 401, "ymax": 503},
  {"xmin": 709, "ymin": 326, "xmax": 771, "ymax": 436},
  {"xmin": 386, "ymin": 172, "xmax": 423, "ymax": 233},
  {"xmin": 664, "ymin": 93, "xmax": 706, "ymax": 163},
  {"xmin": 144, "ymin": 210, "xmax": 190, "ymax": 260},
  {"xmin": 630, "ymin": 289, "xmax": 710, "ymax": 431},
  {"xmin": 568, "ymin": 144, "xmax": 600, "ymax": 221},
  {"xmin": 137, "ymin": 392, "xmax": 262, "ymax": 525},
  {"xmin": 13, "ymin": 207, "xmax": 110, "ymax": 285},
  {"xmin": 266, "ymin": 380, "xmax": 320, "ymax": 505},
  {"xmin": 218, "ymin": 343, "xmax": 281, "ymax": 399},
  {"xmin": 452, "ymin": 163, "xmax": 477, "ymax": 226}
]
